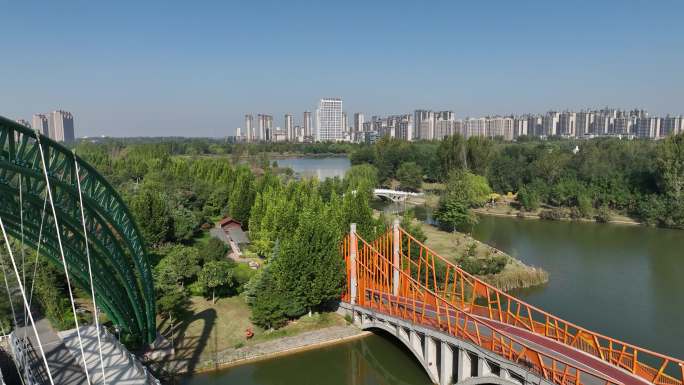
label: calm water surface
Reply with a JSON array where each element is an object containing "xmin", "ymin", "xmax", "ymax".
[
  {"xmin": 471, "ymin": 215, "xmax": 684, "ymax": 359},
  {"xmin": 185, "ymin": 158, "xmax": 684, "ymax": 384},
  {"xmin": 275, "ymin": 156, "xmax": 350, "ymax": 179},
  {"xmin": 181, "ymin": 333, "xmax": 432, "ymax": 385}
]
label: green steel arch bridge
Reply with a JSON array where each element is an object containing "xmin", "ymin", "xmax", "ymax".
[{"xmin": 0, "ymin": 116, "xmax": 156, "ymax": 346}]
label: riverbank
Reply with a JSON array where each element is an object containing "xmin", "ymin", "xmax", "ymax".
[
  {"xmin": 178, "ymin": 325, "xmax": 368, "ymax": 375},
  {"xmin": 418, "ymin": 222, "xmax": 549, "ymax": 291},
  {"xmin": 154, "ymin": 296, "xmax": 362, "ymax": 376},
  {"xmin": 472, "ymin": 205, "xmax": 641, "ymax": 226}
]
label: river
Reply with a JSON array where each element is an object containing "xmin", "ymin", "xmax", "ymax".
[{"xmin": 184, "ymin": 156, "xmax": 684, "ymax": 384}]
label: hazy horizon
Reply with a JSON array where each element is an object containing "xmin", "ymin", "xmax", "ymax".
[{"xmin": 2, "ymin": 0, "xmax": 683, "ymax": 138}]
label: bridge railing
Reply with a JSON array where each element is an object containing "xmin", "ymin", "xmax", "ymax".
[
  {"xmin": 342, "ymin": 233, "xmax": 622, "ymax": 385},
  {"xmin": 346, "ymin": 226, "xmax": 683, "ymax": 385}
]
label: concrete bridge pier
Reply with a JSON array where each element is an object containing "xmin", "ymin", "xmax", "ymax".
[{"xmin": 338, "ymin": 303, "xmax": 556, "ymax": 385}]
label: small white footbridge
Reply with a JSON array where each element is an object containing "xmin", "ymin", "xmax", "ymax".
[{"xmin": 372, "ymin": 188, "xmax": 423, "ymax": 203}]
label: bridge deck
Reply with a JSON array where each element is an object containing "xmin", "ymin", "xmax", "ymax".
[
  {"xmin": 15, "ymin": 318, "xmax": 88, "ymax": 385},
  {"xmin": 363, "ymin": 290, "xmax": 651, "ymax": 385},
  {"xmin": 59, "ymin": 326, "xmax": 151, "ymax": 385}
]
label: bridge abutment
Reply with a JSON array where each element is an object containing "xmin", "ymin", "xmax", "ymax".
[{"xmin": 339, "ymin": 303, "xmax": 552, "ymax": 385}]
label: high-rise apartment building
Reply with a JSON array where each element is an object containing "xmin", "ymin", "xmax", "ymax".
[
  {"xmin": 245, "ymin": 114, "xmax": 254, "ymax": 142},
  {"xmin": 415, "ymin": 110, "xmax": 435, "ymax": 140},
  {"xmin": 434, "ymin": 111, "xmax": 454, "ymax": 140},
  {"xmin": 257, "ymin": 114, "xmax": 273, "ymax": 141},
  {"xmin": 15, "ymin": 119, "xmax": 30, "ymax": 128},
  {"xmin": 48, "ymin": 110, "xmax": 75, "ymax": 142},
  {"xmin": 32, "ymin": 114, "xmax": 49, "ymax": 136},
  {"xmin": 464, "ymin": 118, "xmax": 487, "ymax": 138},
  {"xmin": 316, "ymin": 98, "xmax": 344, "ymax": 141},
  {"xmin": 513, "ymin": 118, "xmax": 528, "ymax": 137},
  {"xmin": 662, "ymin": 116, "xmax": 683, "ymax": 136},
  {"xmin": 592, "ymin": 114, "xmax": 611, "ymax": 135},
  {"xmin": 353, "ymin": 113, "xmax": 365, "ymax": 143},
  {"xmin": 303, "ymin": 111, "xmax": 312, "ymax": 138},
  {"xmin": 284, "ymin": 113, "xmax": 295, "ymax": 141},
  {"xmin": 612, "ymin": 117, "xmax": 634, "ymax": 135},
  {"xmin": 342, "ymin": 112, "xmax": 348, "ymax": 134},
  {"xmin": 353, "ymin": 113, "xmax": 364, "ymax": 133},
  {"xmin": 575, "ymin": 112, "xmax": 594, "ymax": 137},
  {"xmin": 636, "ymin": 117, "xmax": 661, "ymax": 139},
  {"xmin": 542, "ymin": 112, "xmax": 559, "ymax": 136},
  {"xmin": 558, "ymin": 112, "xmax": 576, "ymax": 137},
  {"xmin": 486, "ymin": 117, "xmax": 514, "ymax": 140}
]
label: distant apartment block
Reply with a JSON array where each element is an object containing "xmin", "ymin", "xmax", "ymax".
[
  {"xmin": 48, "ymin": 110, "xmax": 75, "ymax": 143},
  {"xmin": 284, "ymin": 113, "xmax": 295, "ymax": 141},
  {"xmin": 303, "ymin": 111, "xmax": 313, "ymax": 139},
  {"xmin": 244, "ymin": 114, "xmax": 254, "ymax": 142},
  {"xmin": 257, "ymin": 114, "xmax": 273, "ymax": 141},
  {"xmin": 32, "ymin": 114, "xmax": 49, "ymax": 136},
  {"xmin": 242, "ymin": 105, "xmax": 679, "ymax": 142},
  {"xmin": 316, "ymin": 98, "xmax": 344, "ymax": 142},
  {"xmin": 15, "ymin": 119, "xmax": 30, "ymax": 128}
]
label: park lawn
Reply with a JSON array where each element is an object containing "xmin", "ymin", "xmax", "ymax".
[
  {"xmin": 163, "ymin": 295, "xmax": 347, "ymax": 369},
  {"xmin": 418, "ymin": 221, "xmax": 548, "ymax": 291},
  {"xmin": 420, "ymin": 222, "xmax": 495, "ymax": 260}
]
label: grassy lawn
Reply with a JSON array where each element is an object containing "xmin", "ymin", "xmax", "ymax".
[
  {"xmin": 417, "ymin": 221, "xmax": 548, "ymax": 291},
  {"xmin": 159, "ymin": 295, "xmax": 347, "ymax": 372},
  {"xmin": 421, "ymin": 222, "xmax": 497, "ymax": 260}
]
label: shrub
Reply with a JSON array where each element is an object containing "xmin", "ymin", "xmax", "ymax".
[
  {"xmin": 539, "ymin": 208, "xmax": 564, "ymax": 221},
  {"xmin": 595, "ymin": 206, "xmax": 612, "ymax": 223}
]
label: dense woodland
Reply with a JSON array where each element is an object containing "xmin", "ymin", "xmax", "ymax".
[
  {"xmin": 72, "ymin": 141, "xmax": 386, "ymax": 334},
  {"xmin": 351, "ymin": 134, "xmax": 684, "ymax": 229}
]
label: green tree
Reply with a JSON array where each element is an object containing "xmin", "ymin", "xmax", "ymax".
[
  {"xmin": 229, "ymin": 167, "xmax": 255, "ymax": 224},
  {"xmin": 155, "ymin": 246, "xmax": 201, "ymax": 288},
  {"xmin": 444, "ymin": 170, "xmax": 492, "ymax": 207},
  {"xmin": 129, "ymin": 188, "xmax": 172, "ymax": 246},
  {"xmin": 435, "ymin": 195, "xmax": 478, "ymax": 233},
  {"xmin": 202, "ymin": 237, "xmax": 231, "ymax": 263},
  {"xmin": 198, "ymin": 261, "xmax": 234, "ymax": 303},
  {"xmin": 655, "ymin": 133, "xmax": 684, "ymax": 228},
  {"xmin": 437, "ymin": 134, "xmax": 468, "ymax": 179},
  {"xmin": 270, "ymin": 198, "xmax": 346, "ymax": 318},
  {"xmin": 344, "ymin": 164, "xmax": 379, "ymax": 190},
  {"xmin": 249, "ymin": 268, "xmax": 287, "ymax": 329},
  {"xmin": 517, "ymin": 186, "xmax": 540, "ymax": 211},
  {"xmin": 396, "ymin": 162, "xmax": 423, "ymax": 191}
]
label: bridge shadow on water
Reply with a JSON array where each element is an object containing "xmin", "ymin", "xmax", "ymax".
[{"xmin": 360, "ymin": 328, "xmax": 432, "ymax": 385}]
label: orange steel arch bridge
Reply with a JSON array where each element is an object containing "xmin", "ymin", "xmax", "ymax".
[{"xmin": 340, "ymin": 223, "xmax": 684, "ymax": 385}]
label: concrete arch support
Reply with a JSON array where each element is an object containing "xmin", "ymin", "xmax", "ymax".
[{"xmin": 339, "ymin": 303, "xmax": 557, "ymax": 385}]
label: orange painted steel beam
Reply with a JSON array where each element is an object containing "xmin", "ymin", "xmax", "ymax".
[{"xmin": 341, "ymin": 227, "xmax": 684, "ymax": 385}]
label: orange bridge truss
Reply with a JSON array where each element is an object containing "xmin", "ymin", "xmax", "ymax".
[{"xmin": 340, "ymin": 223, "xmax": 683, "ymax": 385}]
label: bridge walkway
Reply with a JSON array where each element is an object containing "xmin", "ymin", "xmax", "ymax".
[
  {"xmin": 364, "ymin": 290, "xmax": 651, "ymax": 385},
  {"xmin": 15, "ymin": 318, "xmax": 88, "ymax": 385},
  {"xmin": 59, "ymin": 326, "xmax": 151, "ymax": 385}
]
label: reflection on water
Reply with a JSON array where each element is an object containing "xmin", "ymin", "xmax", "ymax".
[
  {"xmin": 275, "ymin": 157, "xmax": 351, "ymax": 180},
  {"xmin": 181, "ymin": 334, "xmax": 432, "ymax": 385}
]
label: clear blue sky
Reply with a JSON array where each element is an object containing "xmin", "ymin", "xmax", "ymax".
[{"xmin": 2, "ymin": 0, "xmax": 683, "ymax": 137}]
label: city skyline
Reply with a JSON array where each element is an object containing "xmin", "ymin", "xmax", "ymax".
[{"xmin": 2, "ymin": 1, "xmax": 683, "ymax": 137}]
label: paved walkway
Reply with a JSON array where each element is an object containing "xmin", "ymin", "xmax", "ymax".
[
  {"xmin": 364, "ymin": 290, "xmax": 652, "ymax": 385},
  {"xmin": 15, "ymin": 318, "xmax": 88, "ymax": 385},
  {"xmin": 59, "ymin": 326, "xmax": 151, "ymax": 385}
]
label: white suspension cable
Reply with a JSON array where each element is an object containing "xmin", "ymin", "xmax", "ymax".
[
  {"xmin": 0, "ymin": 247, "xmax": 18, "ymax": 333},
  {"xmin": 19, "ymin": 174, "xmax": 26, "ymax": 325},
  {"xmin": 27, "ymin": 194, "xmax": 47, "ymax": 310},
  {"xmin": 36, "ymin": 138, "xmax": 92, "ymax": 385},
  {"xmin": 0, "ymin": 216, "xmax": 55, "ymax": 385},
  {"xmin": 74, "ymin": 159, "xmax": 108, "ymax": 385}
]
